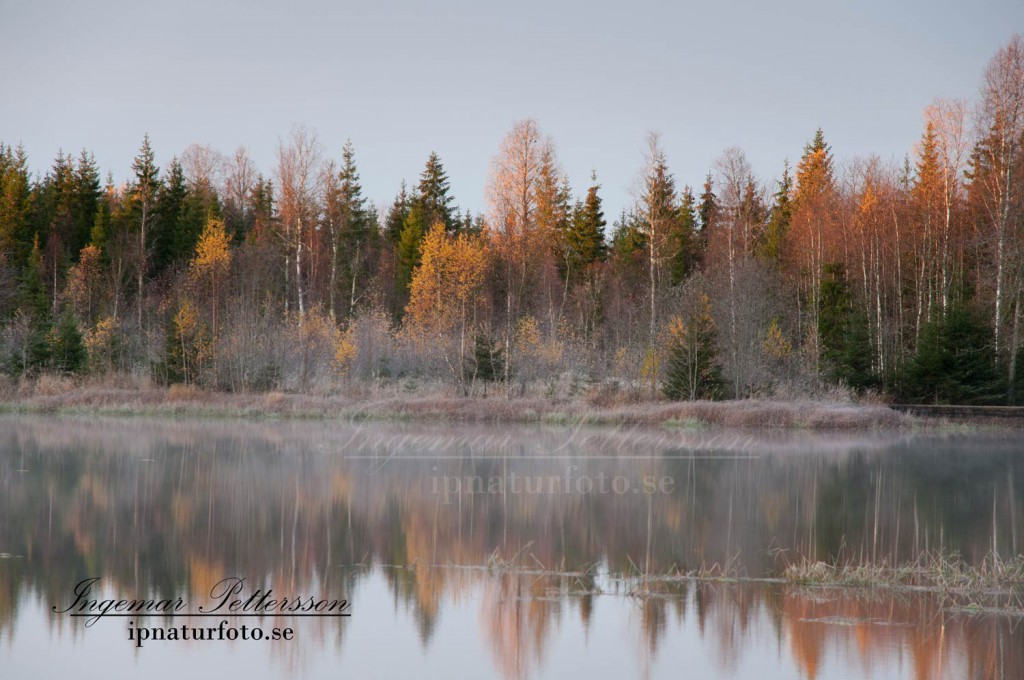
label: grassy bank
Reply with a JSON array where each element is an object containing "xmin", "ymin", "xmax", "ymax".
[{"xmin": 0, "ymin": 374, "xmax": 919, "ymax": 428}]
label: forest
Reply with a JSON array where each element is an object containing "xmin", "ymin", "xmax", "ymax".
[{"xmin": 0, "ymin": 35, "xmax": 1022, "ymax": 405}]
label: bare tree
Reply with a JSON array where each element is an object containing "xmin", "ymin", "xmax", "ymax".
[
  {"xmin": 181, "ymin": 143, "xmax": 224, "ymax": 199},
  {"xmin": 974, "ymin": 34, "xmax": 1024, "ymax": 356},
  {"xmin": 223, "ymin": 146, "xmax": 257, "ymax": 235},
  {"xmin": 713, "ymin": 147, "xmax": 761, "ymax": 396},
  {"xmin": 276, "ymin": 126, "xmax": 323, "ymax": 318},
  {"xmin": 925, "ymin": 99, "xmax": 970, "ymax": 314}
]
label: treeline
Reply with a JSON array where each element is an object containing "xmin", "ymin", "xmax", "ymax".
[{"xmin": 1, "ymin": 36, "xmax": 1022, "ymax": 404}]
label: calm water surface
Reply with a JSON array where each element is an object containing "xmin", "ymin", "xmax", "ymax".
[{"xmin": 0, "ymin": 415, "xmax": 1022, "ymax": 679}]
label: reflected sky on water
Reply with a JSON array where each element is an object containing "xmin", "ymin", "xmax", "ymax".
[{"xmin": 1, "ymin": 416, "xmax": 1022, "ymax": 679}]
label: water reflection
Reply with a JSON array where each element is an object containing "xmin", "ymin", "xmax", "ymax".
[{"xmin": 0, "ymin": 416, "xmax": 1022, "ymax": 679}]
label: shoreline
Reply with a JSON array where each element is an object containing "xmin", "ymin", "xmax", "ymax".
[{"xmin": 0, "ymin": 383, "xmax": 1018, "ymax": 429}]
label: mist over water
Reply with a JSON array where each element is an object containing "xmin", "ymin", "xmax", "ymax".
[{"xmin": 1, "ymin": 416, "xmax": 1022, "ymax": 679}]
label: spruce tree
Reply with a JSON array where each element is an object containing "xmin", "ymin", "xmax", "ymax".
[
  {"xmin": 153, "ymin": 159, "xmax": 188, "ymax": 272},
  {"xmin": 15, "ymin": 237, "xmax": 52, "ymax": 372},
  {"xmin": 416, "ymin": 152, "xmax": 455, "ymax": 231},
  {"xmin": 384, "ymin": 181, "xmax": 410, "ymax": 244},
  {"xmin": 72, "ymin": 150, "xmax": 101, "ymax": 258},
  {"xmin": 755, "ymin": 161, "xmax": 792, "ymax": 264},
  {"xmin": 818, "ymin": 262, "xmax": 878, "ymax": 390},
  {"xmin": 48, "ymin": 312, "xmax": 86, "ymax": 374},
  {"xmin": 332, "ymin": 140, "xmax": 370, "ymax": 316},
  {"xmin": 795, "ymin": 128, "xmax": 835, "ymax": 203},
  {"xmin": 697, "ymin": 173, "xmax": 717, "ymax": 252},
  {"xmin": 905, "ymin": 303, "xmax": 1003, "ymax": 404},
  {"xmin": 669, "ymin": 186, "xmax": 699, "ymax": 284},
  {"xmin": 663, "ymin": 293, "xmax": 723, "ymax": 400},
  {"xmin": 20, "ymin": 235, "xmax": 50, "ymax": 322},
  {"xmin": 562, "ymin": 172, "xmax": 607, "ymax": 281},
  {"xmin": 465, "ymin": 332, "xmax": 505, "ymax": 387},
  {"xmin": 394, "ymin": 204, "xmax": 427, "ymax": 314},
  {"xmin": 0, "ymin": 144, "xmax": 34, "ymax": 266},
  {"xmin": 610, "ymin": 209, "xmax": 645, "ymax": 259},
  {"xmin": 249, "ymin": 176, "xmax": 274, "ymax": 243}
]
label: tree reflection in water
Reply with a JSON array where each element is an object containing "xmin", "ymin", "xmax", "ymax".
[{"xmin": 0, "ymin": 416, "xmax": 1021, "ymax": 679}]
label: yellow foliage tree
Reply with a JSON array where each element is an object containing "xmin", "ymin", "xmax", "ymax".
[
  {"xmin": 334, "ymin": 326, "xmax": 356, "ymax": 375},
  {"xmin": 406, "ymin": 223, "xmax": 489, "ymax": 383},
  {"xmin": 173, "ymin": 300, "xmax": 210, "ymax": 385},
  {"xmin": 764, "ymin": 319, "xmax": 792, "ymax": 360},
  {"xmin": 83, "ymin": 316, "xmax": 117, "ymax": 373},
  {"xmin": 189, "ymin": 218, "xmax": 233, "ymax": 378}
]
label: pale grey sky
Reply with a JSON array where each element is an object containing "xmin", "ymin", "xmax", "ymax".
[{"xmin": 2, "ymin": 0, "xmax": 1021, "ymax": 216}]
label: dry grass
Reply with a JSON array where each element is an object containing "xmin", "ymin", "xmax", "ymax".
[
  {"xmin": 783, "ymin": 550, "xmax": 1024, "ymax": 594},
  {"xmin": 0, "ymin": 373, "xmax": 919, "ymax": 428}
]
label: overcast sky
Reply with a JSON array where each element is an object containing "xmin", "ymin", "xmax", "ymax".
[{"xmin": 2, "ymin": 0, "xmax": 1022, "ymax": 217}]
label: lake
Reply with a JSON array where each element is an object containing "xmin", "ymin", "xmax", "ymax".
[{"xmin": 1, "ymin": 415, "xmax": 1022, "ymax": 679}]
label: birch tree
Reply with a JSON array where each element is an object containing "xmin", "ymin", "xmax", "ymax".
[{"xmin": 276, "ymin": 126, "xmax": 322, "ymax": 318}]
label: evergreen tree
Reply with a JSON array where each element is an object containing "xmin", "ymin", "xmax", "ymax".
[
  {"xmin": 697, "ymin": 173, "xmax": 717, "ymax": 252},
  {"xmin": 382, "ymin": 180, "xmax": 409, "ymax": 244},
  {"xmin": 384, "ymin": 181, "xmax": 410, "ymax": 244},
  {"xmin": 536, "ymin": 151, "xmax": 572, "ymax": 251},
  {"xmin": 330, "ymin": 140, "xmax": 371, "ymax": 316},
  {"xmin": 905, "ymin": 303, "xmax": 1003, "ymax": 404},
  {"xmin": 394, "ymin": 203, "xmax": 427, "ymax": 314},
  {"xmin": 89, "ymin": 174, "xmax": 115, "ymax": 257},
  {"xmin": 153, "ymin": 159, "xmax": 188, "ymax": 272},
  {"xmin": 754, "ymin": 161, "xmax": 792, "ymax": 264},
  {"xmin": 14, "ymin": 237, "xmax": 52, "ymax": 373},
  {"xmin": 131, "ymin": 134, "xmax": 160, "ymax": 204},
  {"xmin": 465, "ymin": 332, "xmax": 505, "ymax": 387},
  {"xmin": 610, "ymin": 209, "xmax": 645, "ymax": 259},
  {"xmin": 669, "ymin": 186, "xmax": 699, "ymax": 284},
  {"xmin": 562, "ymin": 172, "xmax": 606, "ymax": 281},
  {"xmin": 71, "ymin": 150, "xmax": 101, "ymax": 257},
  {"xmin": 129, "ymin": 134, "xmax": 160, "ymax": 327},
  {"xmin": 20, "ymin": 236, "xmax": 50, "ymax": 322},
  {"xmin": 48, "ymin": 312, "xmax": 86, "ymax": 374},
  {"xmin": 663, "ymin": 293, "xmax": 723, "ymax": 400},
  {"xmin": 416, "ymin": 152, "xmax": 456, "ymax": 231},
  {"xmin": 0, "ymin": 143, "xmax": 34, "ymax": 266},
  {"xmin": 249, "ymin": 175, "xmax": 275, "ymax": 243},
  {"xmin": 818, "ymin": 262, "xmax": 878, "ymax": 390},
  {"xmin": 795, "ymin": 128, "xmax": 835, "ymax": 203}
]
